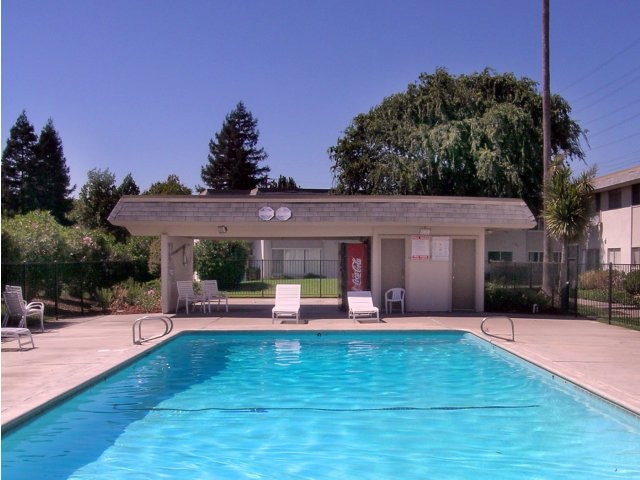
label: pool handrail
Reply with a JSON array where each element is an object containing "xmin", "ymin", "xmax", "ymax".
[
  {"xmin": 480, "ymin": 316, "xmax": 515, "ymax": 342},
  {"xmin": 132, "ymin": 315, "xmax": 174, "ymax": 345}
]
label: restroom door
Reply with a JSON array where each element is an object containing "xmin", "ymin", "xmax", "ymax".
[
  {"xmin": 381, "ymin": 239, "xmax": 405, "ymax": 306},
  {"xmin": 452, "ymin": 239, "xmax": 476, "ymax": 311}
]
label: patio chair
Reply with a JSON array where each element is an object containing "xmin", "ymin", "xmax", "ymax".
[
  {"xmin": 347, "ymin": 291, "xmax": 380, "ymax": 323},
  {"xmin": 175, "ymin": 281, "xmax": 200, "ymax": 314},
  {"xmin": 272, "ymin": 284, "xmax": 301, "ymax": 323},
  {"xmin": 200, "ymin": 280, "xmax": 228, "ymax": 313},
  {"xmin": 1, "ymin": 327, "xmax": 36, "ymax": 351},
  {"xmin": 2, "ymin": 290, "xmax": 45, "ymax": 332},
  {"xmin": 385, "ymin": 288, "xmax": 406, "ymax": 314}
]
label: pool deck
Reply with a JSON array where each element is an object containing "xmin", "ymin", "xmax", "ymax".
[{"xmin": 3, "ymin": 299, "xmax": 640, "ymax": 429}]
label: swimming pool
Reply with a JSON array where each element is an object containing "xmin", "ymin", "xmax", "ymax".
[{"xmin": 3, "ymin": 331, "xmax": 639, "ymax": 479}]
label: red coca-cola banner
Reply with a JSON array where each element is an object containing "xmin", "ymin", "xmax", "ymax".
[{"xmin": 346, "ymin": 243, "xmax": 368, "ymax": 291}]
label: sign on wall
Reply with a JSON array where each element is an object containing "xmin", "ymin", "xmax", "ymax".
[
  {"xmin": 431, "ymin": 237, "xmax": 451, "ymax": 261},
  {"xmin": 411, "ymin": 235, "xmax": 431, "ymax": 260}
]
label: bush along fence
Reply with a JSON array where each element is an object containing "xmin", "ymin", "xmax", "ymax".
[
  {"xmin": 572, "ymin": 262, "xmax": 640, "ymax": 329},
  {"xmin": 1, "ymin": 258, "xmax": 341, "ymax": 320},
  {"xmin": 485, "ymin": 260, "xmax": 640, "ymax": 329},
  {"xmin": 1, "ymin": 260, "xmax": 156, "ymax": 320}
]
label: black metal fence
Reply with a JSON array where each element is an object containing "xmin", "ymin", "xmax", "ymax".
[
  {"xmin": 1, "ymin": 259, "xmax": 340, "ymax": 319},
  {"xmin": 220, "ymin": 259, "xmax": 339, "ymax": 298},
  {"xmin": 1, "ymin": 260, "xmax": 152, "ymax": 319},
  {"xmin": 486, "ymin": 260, "xmax": 640, "ymax": 329},
  {"xmin": 571, "ymin": 262, "xmax": 640, "ymax": 329}
]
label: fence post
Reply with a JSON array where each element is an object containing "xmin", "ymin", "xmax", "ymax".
[
  {"xmin": 54, "ymin": 261, "xmax": 59, "ymax": 320},
  {"xmin": 261, "ymin": 259, "xmax": 265, "ymax": 298},
  {"xmin": 80, "ymin": 261, "xmax": 85, "ymax": 315},
  {"xmin": 22, "ymin": 261, "xmax": 27, "ymax": 298},
  {"xmin": 608, "ymin": 262, "xmax": 613, "ymax": 325},
  {"xmin": 574, "ymin": 259, "xmax": 579, "ymax": 318}
]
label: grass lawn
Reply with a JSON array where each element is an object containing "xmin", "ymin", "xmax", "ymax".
[{"xmin": 225, "ymin": 277, "xmax": 339, "ymax": 297}]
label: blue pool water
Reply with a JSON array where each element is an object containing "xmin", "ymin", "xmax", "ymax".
[{"xmin": 3, "ymin": 331, "xmax": 639, "ymax": 479}]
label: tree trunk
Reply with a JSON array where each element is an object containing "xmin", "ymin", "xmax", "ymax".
[{"xmin": 541, "ymin": 0, "xmax": 554, "ymax": 297}]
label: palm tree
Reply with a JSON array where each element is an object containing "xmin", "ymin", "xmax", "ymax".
[{"xmin": 543, "ymin": 157, "xmax": 595, "ymax": 306}]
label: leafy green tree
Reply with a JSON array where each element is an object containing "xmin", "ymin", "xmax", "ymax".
[
  {"xmin": 543, "ymin": 157, "xmax": 595, "ymax": 303},
  {"xmin": 35, "ymin": 119, "xmax": 75, "ymax": 223},
  {"xmin": 201, "ymin": 101, "xmax": 270, "ymax": 190},
  {"xmin": 194, "ymin": 240, "xmax": 251, "ymax": 288},
  {"xmin": 267, "ymin": 175, "xmax": 298, "ymax": 190},
  {"xmin": 71, "ymin": 168, "xmax": 120, "ymax": 231},
  {"xmin": 144, "ymin": 174, "xmax": 192, "ymax": 195},
  {"xmin": 329, "ymin": 68, "xmax": 585, "ymax": 215},
  {"xmin": 1, "ymin": 111, "xmax": 39, "ymax": 216},
  {"xmin": 117, "ymin": 173, "xmax": 140, "ymax": 196}
]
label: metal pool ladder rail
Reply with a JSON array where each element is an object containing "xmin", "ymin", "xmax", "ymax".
[
  {"xmin": 480, "ymin": 316, "xmax": 515, "ymax": 342},
  {"xmin": 133, "ymin": 315, "xmax": 174, "ymax": 345}
]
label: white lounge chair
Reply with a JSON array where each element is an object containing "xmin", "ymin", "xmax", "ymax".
[
  {"xmin": 385, "ymin": 288, "xmax": 406, "ymax": 314},
  {"xmin": 272, "ymin": 284, "xmax": 301, "ymax": 323},
  {"xmin": 201, "ymin": 280, "xmax": 228, "ymax": 313},
  {"xmin": 1, "ymin": 327, "xmax": 35, "ymax": 350},
  {"xmin": 348, "ymin": 291, "xmax": 380, "ymax": 323},
  {"xmin": 2, "ymin": 289, "xmax": 45, "ymax": 332},
  {"xmin": 175, "ymin": 281, "xmax": 200, "ymax": 314}
]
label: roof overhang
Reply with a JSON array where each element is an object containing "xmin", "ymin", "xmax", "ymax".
[{"xmin": 108, "ymin": 194, "xmax": 537, "ymax": 238}]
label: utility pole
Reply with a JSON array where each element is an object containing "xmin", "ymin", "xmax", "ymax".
[{"xmin": 541, "ymin": 0, "xmax": 554, "ymax": 297}]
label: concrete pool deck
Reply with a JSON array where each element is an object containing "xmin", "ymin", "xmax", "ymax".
[{"xmin": 3, "ymin": 298, "xmax": 640, "ymax": 429}]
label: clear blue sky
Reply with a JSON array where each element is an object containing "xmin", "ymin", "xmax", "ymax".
[{"xmin": 2, "ymin": 0, "xmax": 639, "ymax": 194}]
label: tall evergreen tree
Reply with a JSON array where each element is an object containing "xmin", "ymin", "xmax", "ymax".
[
  {"xmin": 1, "ymin": 111, "xmax": 39, "ymax": 216},
  {"xmin": 117, "ymin": 173, "xmax": 140, "ymax": 196},
  {"xmin": 36, "ymin": 119, "xmax": 75, "ymax": 223},
  {"xmin": 201, "ymin": 102, "xmax": 270, "ymax": 190}
]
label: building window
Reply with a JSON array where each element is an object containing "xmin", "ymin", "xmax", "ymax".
[
  {"xmin": 633, "ymin": 184, "xmax": 640, "ymax": 206},
  {"xmin": 607, "ymin": 248, "xmax": 621, "ymax": 265},
  {"xmin": 608, "ymin": 189, "xmax": 622, "ymax": 209},
  {"xmin": 594, "ymin": 192, "xmax": 601, "ymax": 212},
  {"xmin": 632, "ymin": 248, "xmax": 640, "ymax": 265},
  {"xmin": 488, "ymin": 251, "xmax": 513, "ymax": 262},
  {"xmin": 528, "ymin": 251, "xmax": 543, "ymax": 262},
  {"xmin": 586, "ymin": 249, "xmax": 600, "ymax": 269}
]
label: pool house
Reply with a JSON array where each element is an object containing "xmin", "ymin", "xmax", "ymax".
[{"xmin": 108, "ymin": 191, "xmax": 536, "ymax": 313}]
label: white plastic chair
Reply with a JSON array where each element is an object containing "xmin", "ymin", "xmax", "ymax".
[
  {"xmin": 2, "ymin": 289, "xmax": 45, "ymax": 332},
  {"xmin": 175, "ymin": 281, "xmax": 199, "ymax": 314},
  {"xmin": 1, "ymin": 326, "xmax": 36, "ymax": 350},
  {"xmin": 272, "ymin": 284, "xmax": 301, "ymax": 323},
  {"xmin": 347, "ymin": 291, "xmax": 380, "ymax": 322},
  {"xmin": 385, "ymin": 288, "xmax": 406, "ymax": 314},
  {"xmin": 201, "ymin": 280, "xmax": 228, "ymax": 313}
]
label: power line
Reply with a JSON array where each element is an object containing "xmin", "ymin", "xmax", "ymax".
[
  {"xmin": 559, "ymin": 35, "xmax": 640, "ymax": 92},
  {"xmin": 570, "ymin": 65, "xmax": 640, "ymax": 104},
  {"xmin": 590, "ymin": 131, "xmax": 640, "ymax": 150},
  {"xmin": 589, "ymin": 111, "xmax": 640, "ymax": 137},
  {"xmin": 582, "ymin": 97, "xmax": 640, "ymax": 125},
  {"xmin": 572, "ymin": 73, "xmax": 640, "ymax": 112}
]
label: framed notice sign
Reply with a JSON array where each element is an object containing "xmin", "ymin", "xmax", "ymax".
[
  {"xmin": 411, "ymin": 235, "xmax": 431, "ymax": 260},
  {"xmin": 431, "ymin": 236, "xmax": 450, "ymax": 261}
]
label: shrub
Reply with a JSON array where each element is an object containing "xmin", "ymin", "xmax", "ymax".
[
  {"xmin": 623, "ymin": 270, "xmax": 640, "ymax": 296},
  {"xmin": 95, "ymin": 287, "xmax": 114, "ymax": 312},
  {"xmin": 194, "ymin": 240, "xmax": 251, "ymax": 288},
  {"xmin": 579, "ymin": 269, "xmax": 625, "ymax": 290},
  {"xmin": 485, "ymin": 282, "xmax": 550, "ymax": 313}
]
